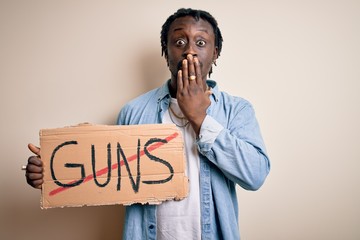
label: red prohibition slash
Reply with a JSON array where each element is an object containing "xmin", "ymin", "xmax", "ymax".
[{"xmin": 49, "ymin": 132, "xmax": 179, "ymax": 196}]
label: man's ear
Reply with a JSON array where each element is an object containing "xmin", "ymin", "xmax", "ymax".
[
  {"xmin": 163, "ymin": 49, "xmax": 169, "ymax": 66},
  {"xmin": 213, "ymin": 46, "xmax": 219, "ymax": 61},
  {"xmin": 165, "ymin": 57, "xmax": 169, "ymax": 66}
]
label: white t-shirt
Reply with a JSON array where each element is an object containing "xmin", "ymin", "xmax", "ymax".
[{"xmin": 156, "ymin": 98, "xmax": 201, "ymax": 240}]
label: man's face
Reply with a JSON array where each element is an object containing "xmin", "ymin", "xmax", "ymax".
[{"xmin": 166, "ymin": 16, "xmax": 218, "ymax": 82}]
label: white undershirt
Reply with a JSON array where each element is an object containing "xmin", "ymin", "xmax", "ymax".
[{"xmin": 156, "ymin": 98, "xmax": 201, "ymax": 240}]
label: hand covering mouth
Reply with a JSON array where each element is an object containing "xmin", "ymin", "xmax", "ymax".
[{"xmin": 176, "ymin": 58, "xmax": 203, "ymax": 71}]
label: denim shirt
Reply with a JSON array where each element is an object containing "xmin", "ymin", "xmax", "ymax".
[{"xmin": 117, "ymin": 80, "xmax": 270, "ymax": 240}]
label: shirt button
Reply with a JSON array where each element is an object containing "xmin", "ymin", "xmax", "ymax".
[{"xmin": 149, "ymin": 224, "xmax": 155, "ymax": 230}]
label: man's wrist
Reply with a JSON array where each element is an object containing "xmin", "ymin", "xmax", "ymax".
[{"xmin": 196, "ymin": 115, "xmax": 223, "ymax": 144}]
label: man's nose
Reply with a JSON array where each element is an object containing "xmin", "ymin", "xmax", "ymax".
[{"xmin": 182, "ymin": 43, "xmax": 197, "ymax": 58}]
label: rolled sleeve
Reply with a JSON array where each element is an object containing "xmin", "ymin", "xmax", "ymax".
[{"xmin": 197, "ymin": 115, "xmax": 224, "ymax": 153}]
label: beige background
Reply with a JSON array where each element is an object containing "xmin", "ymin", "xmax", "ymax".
[{"xmin": 1, "ymin": 0, "xmax": 359, "ymax": 239}]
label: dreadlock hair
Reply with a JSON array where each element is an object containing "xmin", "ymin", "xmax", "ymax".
[{"xmin": 160, "ymin": 8, "xmax": 223, "ymax": 77}]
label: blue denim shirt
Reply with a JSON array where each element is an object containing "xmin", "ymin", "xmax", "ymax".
[{"xmin": 117, "ymin": 80, "xmax": 270, "ymax": 240}]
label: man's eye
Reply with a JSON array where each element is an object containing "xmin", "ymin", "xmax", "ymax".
[
  {"xmin": 197, "ymin": 40, "xmax": 206, "ymax": 46},
  {"xmin": 176, "ymin": 39, "xmax": 186, "ymax": 45}
]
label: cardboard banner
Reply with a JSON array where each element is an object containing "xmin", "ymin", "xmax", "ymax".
[{"xmin": 40, "ymin": 123, "xmax": 188, "ymax": 209}]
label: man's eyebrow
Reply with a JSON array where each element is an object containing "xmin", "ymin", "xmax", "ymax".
[
  {"xmin": 172, "ymin": 27, "xmax": 184, "ymax": 32},
  {"xmin": 196, "ymin": 29, "xmax": 210, "ymax": 34}
]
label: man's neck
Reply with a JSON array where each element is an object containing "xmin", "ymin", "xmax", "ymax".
[{"xmin": 168, "ymin": 80, "xmax": 177, "ymax": 98}]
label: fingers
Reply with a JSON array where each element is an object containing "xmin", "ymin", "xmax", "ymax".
[
  {"xmin": 28, "ymin": 143, "xmax": 41, "ymax": 157},
  {"xmin": 27, "ymin": 172, "xmax": 43, "ymax": 181},
  {"xmin": 26, "ymin": 177, "xmax": 43, "ymax": 189},
  {"xmin": 27, "ymin": 155, "xmax": 43, "ymax": 168},
  {"xmin": 205, "ymin": 88, "xmax": 212, "ymax": 97},
  {"xmin": 179, "ymin": 54, "xmax": 200, "ymax": 88},
  {"xmin": 182, "ymin": 58, "xmax": 189, "ymax": 89},
  {"xmin": 26, "ymin": 155, "xmax": 44, "ymax": 189},
  {"xmin": 187, "ymin": 55, "xmax": 196, "ymax": 85},
  {"xmin": 193, "ymin": 56, "xmax": 202, "ymax": 87},
  {"xmin": 178, "ymin": 54, "xmax": 207, "ymax": 93},
  {"xmin": 33, "ymin": 181, "xmax": 43, "ymax": 189},
  {"xmin": 26, "ymin": 168, "xmax": 44, "ymax": 189}
]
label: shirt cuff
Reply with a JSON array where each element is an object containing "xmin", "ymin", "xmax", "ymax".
[{"xmin": 197, "ymin": 115, "xmax": 224, "ymax": 145}]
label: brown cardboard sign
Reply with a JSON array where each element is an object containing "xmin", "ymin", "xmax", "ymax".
[{"xmin": 40, "ymin": 123, "xmax": 188, "ymax": 209}]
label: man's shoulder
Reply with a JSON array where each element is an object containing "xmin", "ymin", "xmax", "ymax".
[
  {"xmin": 209, "ymin": 80, "xmax": 252, "ymax": 109},
  {"xmin": 217, "ymin": 90, "xmax": 253, "ymax": 110},
  {"xmin": 123, "ymin": 80, "xmax": 170, "ymax": 110},
  {"xmin": 117, "ymin": 85, "xmax": 166, "ymax": 125},
  {"xmin": 123, "ymin": 87, "xmax": 161, "ymax": 109}
]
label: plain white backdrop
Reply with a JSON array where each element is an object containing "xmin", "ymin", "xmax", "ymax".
[{"xmin": 1, "ymin": 1, "xmax": 359, "ymax": 239}]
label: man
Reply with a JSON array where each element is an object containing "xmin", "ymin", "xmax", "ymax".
[{"xmin": 26, "ymin": 8, "xmax": 270, "ymax": 239}]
